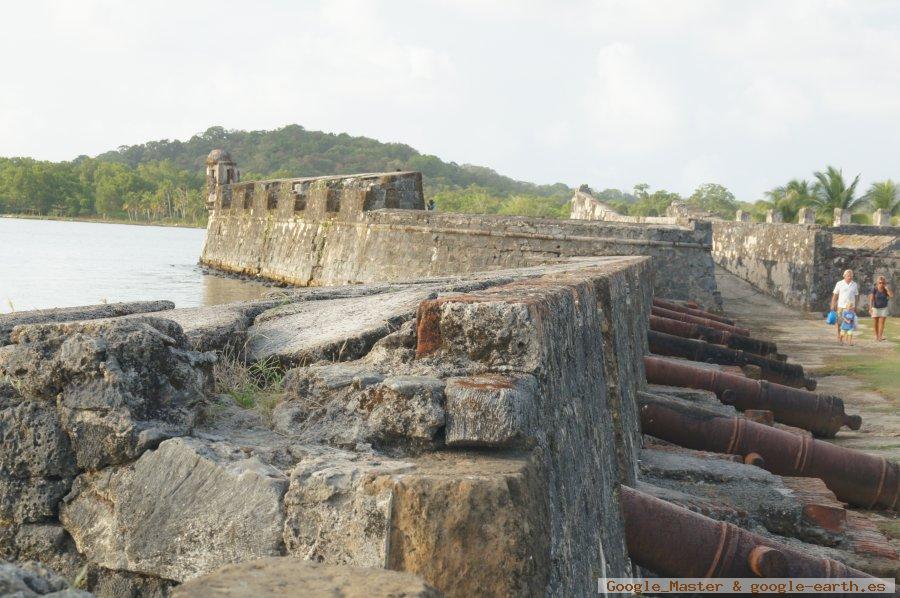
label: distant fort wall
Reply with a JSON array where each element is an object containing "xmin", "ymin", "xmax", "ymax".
[
  {"xmin": 200, "ymin": 153, "xmax": 723, "ymax": 308},
  {"xmin": 711, "ymin": 217, "xmax": 898, "ymax": 315},
  {"xmin": 569, "ymin": 187, "xmax": 898, "ymax": 315},
  {"xmin": 711, "ymin": 221, "xmax": 834, "ymax": 311}
]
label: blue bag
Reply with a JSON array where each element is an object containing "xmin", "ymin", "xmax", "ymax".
[{"xmin": 826, "ymin": 310, "xmax": 838, "ymax": 325}]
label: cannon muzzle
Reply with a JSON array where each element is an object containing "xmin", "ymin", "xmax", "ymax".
[
  {"xmin": 648, "ymin": 330, "xmax": 813, "ymax": 389},
  {"xmin": 644, "ymin": 356, "xmax": 857, "ymax": 437},
  {"xmin": 649, "ymin": 314, "xmax": 780, "ymax": 358},
  {"xmin": 653, "ymin": 297, "xmax": 735, "ymax": 325},
  {"xmin": 621, "ymin": 485, "xmax": 878, "ymax": 586},
  {"xmin": 637, "ymin": 393, "xmax": 898, "ymax": 511},
  {"xmin": 652, "ymin": 306, "xmax": 751, "ymax": 336}
]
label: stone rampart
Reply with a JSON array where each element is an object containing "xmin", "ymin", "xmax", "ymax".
[
  {"xmin": 569, "ymin": 189, "xmax": 682, "ymax": 225},
  {"xmin": 712, "ymin": 220, "xmax": 899, "ymax": 314},
  {"xmin": 200, "ymin": 163, "xmax": 721, "ymax": 309},
  {"xmin": 711, "ymin": 221, "xmax": 833, "ymax": 310},
  {"xmin": 0, "ymin": 256, "xmax": 650, "ymax": 597}
]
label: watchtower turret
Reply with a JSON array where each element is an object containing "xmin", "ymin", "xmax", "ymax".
[{"xmin": 206, "ymin": 149, "xmax": 239, "ymax": 209}]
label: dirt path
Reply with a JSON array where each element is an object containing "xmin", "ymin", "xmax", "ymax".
[{"xmin": 715, "ymin": 269, "xmax": 899, "ymax": 549}]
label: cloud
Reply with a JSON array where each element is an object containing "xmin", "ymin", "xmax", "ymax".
[
  {"xmin": 583, "ymin": 43, "xmax": 681, "ymax": 153},
  {"xmin": 3, "ymin": 0, "xmax": 900, "ymax": 199}
]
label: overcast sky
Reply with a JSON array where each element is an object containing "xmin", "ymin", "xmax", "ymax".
[{"xmin": 2, "ymin": 0, "xmax": 900, "ymax": 200}]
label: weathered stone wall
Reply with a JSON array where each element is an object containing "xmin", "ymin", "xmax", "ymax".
[
  {"xmin": 405, "ymin": 257, "xmax": 649, "ymax": 593},
  {"xmin": 569, "ymin": 189, "xmax": 681, "ymax": 225},
  {"xmin": 201, "ymin": 172, "xmax": 721, "ymax": 309},
  {"xmin": 712, "ymin": 220, "xmax": 899, "ymax": 314},
  {"xmin": 0, "ymin": 256, "xmax": 651, "ymax": 597},
  {"xmin": 712, "ymin": 221, "xmax": 833, "ymax": 310}
]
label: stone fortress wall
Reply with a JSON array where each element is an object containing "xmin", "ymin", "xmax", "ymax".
[
  {"xmin": 1, "ymin": 152, "xmax": 896, "ymax": 596},
  {"xmin": 570, "ymin": 187, "xmax": 898, "ymax": 315},
  {"xmin": 200, "ymin": 154, "xmax": 723, "ymax": 310},
  {"xmin": 0, "ymin": 256, "xmax": 652, "ymax": 597},
  {"xmin": 711, "ymin": 216, "xmax": 899, "ymax": 315}
]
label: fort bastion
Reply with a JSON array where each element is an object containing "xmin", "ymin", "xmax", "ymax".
[{"xmin": 0, "ymin": 152, "xmax": 895, "ymax": 597}]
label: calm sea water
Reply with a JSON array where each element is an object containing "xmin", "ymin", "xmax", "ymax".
[{"xmin": 1, "ymin": 218, "xmax": 271, "ymax": 314}]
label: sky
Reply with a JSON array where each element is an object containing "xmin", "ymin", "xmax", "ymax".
[{"xmin": 2, "ymin": 0, "xmax": 900, "ymax": 200}]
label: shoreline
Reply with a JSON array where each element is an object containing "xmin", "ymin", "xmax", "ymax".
[{"xmin": 0, "ymin": 213, "xmax": 207, "ymax": 230}]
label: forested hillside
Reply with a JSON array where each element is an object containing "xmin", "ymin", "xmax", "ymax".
[{"xmin": 0, "ymin": 125, "xmax": 572, "ymax": 224}]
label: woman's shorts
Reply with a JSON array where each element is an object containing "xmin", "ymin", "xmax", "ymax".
[{"xmin": 871, "ymin": 307, "xmax": 889, "ymax": 317}]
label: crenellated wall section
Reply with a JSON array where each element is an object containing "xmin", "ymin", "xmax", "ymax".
[{"xmin": 200, "ymin": 163, "xmax": 722, "ymax": 309}]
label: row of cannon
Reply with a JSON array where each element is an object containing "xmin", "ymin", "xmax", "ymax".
[{"xmin": 623, "ymin": 298, "xmax": 897, "ymax": 590}]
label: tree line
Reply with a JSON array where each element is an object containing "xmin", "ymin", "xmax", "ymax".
[
  {"xmin": 0, "ymin": 125, "xmax": 573, "ymax": 224},
  {"xmin": 2, "ymin": 122, "xmax": 897, "ymax": 226},
  {"xmin": 0, "ymin": 157, "xmax": 206, "ymax": 225},
  {"xmin": 586, "ymin": 167, "xmax": 898, "ymax": 225},
  {"xmin": 754, "ymin": 167, "xmax": 898, "ymax": 224}
]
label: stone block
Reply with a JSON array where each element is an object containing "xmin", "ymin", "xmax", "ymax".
[
  {"xmin": 275, "ymin": 368, "xmax": 442, "ymax": 449},
  {"xmin": 387, "ymin": 453, "xmax": 550, "ymax": 597},
  {"xmin": 833, "ymin": 208, "xmax": 851, "ymax": 226},
  {"xmin": 766, "ymin": 209, "xmax": 783, "ymax": 223},
  {"xmin": 0, "ymin": 559, "xmax": 91, "ymax": 597},
  {"xmin": 444, "ymin": 374, "xmax": 537, "ymax": 447},
  {"xmin": 797, "ymin": 207, "xmax": 816, "ymax": 224},
  {"xmin": 282, "ymin": 452, "xmax": 413, "ymax": 566},
  {"xmin": 0, "ymin": 300, "xmax": 174, "ymax": 346},
  {"xmin": 363, "ymin": 376, "xmax": 445, "ymax": 443},
  {"xmin": 735, "ymin": 210, "xmax": 751, "ymax": 222},
  {"xmin": 0, "ymin": 398, "xmax": 75, "ymax": 478},
  {"xmin": 171, "ymin": 558, "xmax": 440, "ymax": 598},
  {"xmin": 88, "ymin": 567, "xmax": 175, "ymax": 598},
  {"xmin": 0, "ymin": 474, "xmax": 71, "ymax": 524},
  {"xmin": 60, "ymin": 437, "xmax": 289, "ymax": 583},
  {"xmin": 414, "ymin": 299, "xmax": 540, "ymax": 370},
  {"xmin": 0, "ymin": 319, "xmax": 214, "ymax": 470},
  {"xmin": 873, "ymin": 208, "xmax": 892, "ymax": 226},
  {"xmin": 247, "ymin": 287, "xmax": 430, "ymax": 365}
]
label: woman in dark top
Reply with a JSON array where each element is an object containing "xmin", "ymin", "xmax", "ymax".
[{"xmin": 869, "ymin": 276, "xmax": 893, "ymax": 341}]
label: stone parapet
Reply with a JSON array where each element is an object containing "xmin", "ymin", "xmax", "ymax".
[
  {"xmin": 0, "ymin": 256, "xmax": 651, "ymax": 596},
  {"xmin": 712, "ymin": 220, "xmax": 898, "ymax": 314},
  {"xmin": 873, "ymin": 208, "xmax": 892, "ymax": 226},
  {"xmin": 202, "ymin": 178, "xmax": 722, "ymax": 310},
  {"xmin": 711, "ymin": 221, "xmax": 833, "ymax": 311},
  {"xmin": 797, "ymin": 207, "xmax": 816, "ymax": 224}
]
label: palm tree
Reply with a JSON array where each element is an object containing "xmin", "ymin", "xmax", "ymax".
[
  {"xmin": 763, "ymin": 179, "xmax": 814, "ymax": 221},
  {"xmin": 865, "ymin": 180, "xmax": 900, "ymax": 216},
  {"xmin": 812, "ymin": 166, "xmax": 862, "ymax": 220}
]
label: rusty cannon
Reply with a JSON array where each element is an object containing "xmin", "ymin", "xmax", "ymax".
[
  {"xmin": 649, "ymin": 314, "xmax": 781, "ymax": 359},
  {"xmin": 648, "ymin": 330, "xmax": 815, "ymax": 390},
  {"xmin": 653, "ymin": 297, "xmax": 735, "ymax": 325},
  {"xmin": 638, "ymin": 392, "xmax": 899, "ymax": 511},
  {"xmin": 652, "ymin": 305, "xmax": 751, "ymax": 337},
  {"xmin": 621, "ymin": 485, "xmax": 880, "ymax": 588},
  {"xmin": 644, "ymin": 356, "xmax": 858, "ymax": 437}
]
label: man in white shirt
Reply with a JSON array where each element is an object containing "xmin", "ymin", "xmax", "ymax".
[{"xmin": 831, "ymin": 269, "xmax": 859, "ymax": 341}]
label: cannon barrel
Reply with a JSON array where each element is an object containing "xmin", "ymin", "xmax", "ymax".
[
  {"xmin": 637, "ymin": 393, "xmax": 899, "ymax": 511},
  {"xmin": 653, "ymin": 297, "xmax": 735, "ymax": 325},
  {"xmin": 649, "ymin": 315, "xmax": 780, "ymax": 358},
  {"xmin": 621, "ymin": 486, "xmax": 878, "ymax": 586},
  {"xmin": 644, "ymin": 356, "xmax": 859, "ymax": 437},
  {"xmin": 652, "ymin": 306, "xmax": 751, "ymax": 337},
  {"xmin": 648, "ymin": 330, "xmax": 813, "ymax": 389}
]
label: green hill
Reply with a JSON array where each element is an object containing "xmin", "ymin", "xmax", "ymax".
[
  {"xmin": 0, "ymin": 125, "xmax": 575, "ymax": 224},
  {"xmin": 97, "ymin": 125, "xmax": 570, "ymax": 199}
]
